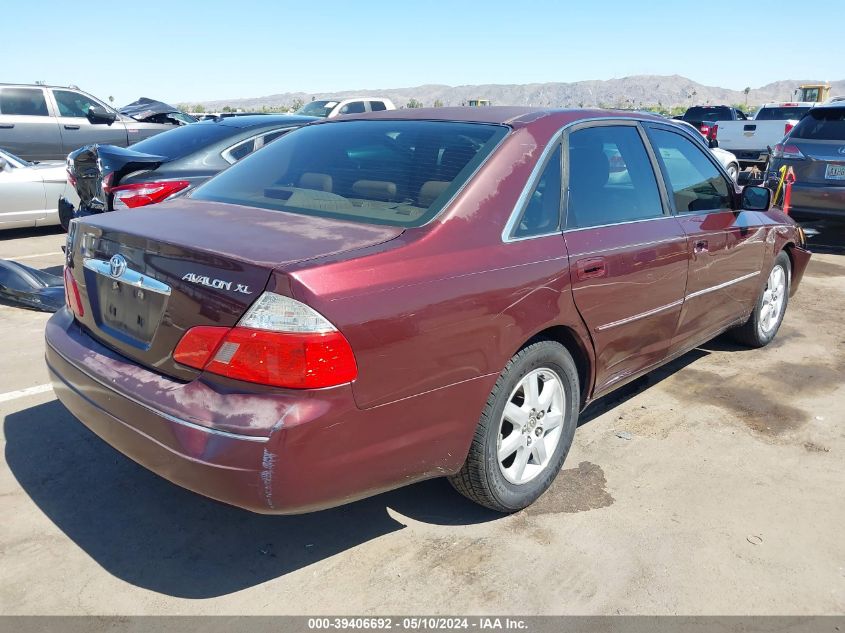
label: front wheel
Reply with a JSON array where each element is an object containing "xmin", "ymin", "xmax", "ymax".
[
  {"xmin": 731, "ymin": 251, "xmax": 791, "ymax": 347},
  {"xmin": 448, "ymin": 340, "xmax": 579, "ymax": 512}
]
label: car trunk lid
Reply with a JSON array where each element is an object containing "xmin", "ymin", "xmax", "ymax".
[{"xmin": 66, "ymin": 198, "xmax": 404, "ymax": 380}]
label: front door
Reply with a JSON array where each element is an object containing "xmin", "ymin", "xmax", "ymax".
[
  {"xmin": 563, "ymin": 122, "xmax": 689, "ymax": 397},
  {"xmin": 49, "ymin": 89, "xmax": 128, "ymax": 154},
  {"xmin": 644, "ymin": 124, "xmax": 766, "ymax": 354}
]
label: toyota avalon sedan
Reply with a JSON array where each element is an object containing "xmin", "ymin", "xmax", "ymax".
[{"xmin": 47, "ymin": 107, "xmax": 811, "ymax": 514}]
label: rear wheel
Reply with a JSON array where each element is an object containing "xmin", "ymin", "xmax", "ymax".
[
  {"xmin": 731, "ymin": 251, "xmax": 791, "ymax": 348},
  {"xmin": 448, "ymin": 340, "xmax": 579, "ymax": 512}
]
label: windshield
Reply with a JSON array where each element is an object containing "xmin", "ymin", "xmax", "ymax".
[
  {"xmin": 295, "ymin": 100, "xmax": 338, "ymax": 118},
  {"xmin": 790, "ymin": 108, "xmax": 845, "ymax": 141},
  {"xmin": 192, "ymin": 120, "xmax": 508, "ymax": 227},
  {"xmin": 683, "ymin": 107, "xmax": 732, "ymax": 122},
  {"xmin": 129, "ymin": 122, "xmax": 235, "ymax": 159},
  {"xmin": 755, "ymin": 107, "xmax": 811, "ymax": 121}
]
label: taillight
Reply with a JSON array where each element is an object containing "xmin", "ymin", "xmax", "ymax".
[
  {"xmin": 173, "ymin": 293, "xmax": 357, "ymax": 389},
  {"xmin": 110, "ymin": 180, "xmax": 190, "ymax": 209},
  {"xmin": 63, "ymin": 267, "xmax": 84, "ymax": 317},
  {"xmin": 709, "ymin": 124, "xmax": 718, "ymax": 140},
  {"xmin": 784, "ymin": 122, "xmax": 795, "ymax": 135},
  {"xmin": 699, "ymin": 124, "xmax": 710, "ymax": 137},
  {"xmin": 772, "ymin": 143, "xmax": 805, "ymax": 160}
]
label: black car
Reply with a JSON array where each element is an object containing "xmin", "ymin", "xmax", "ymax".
[
  {"xmin": 60, "ymin": 114, "xmax": 315, "ymax": 228},
  {"xmin": 679, "ymin": 105, "xmax": 748, "ymax": 138}
]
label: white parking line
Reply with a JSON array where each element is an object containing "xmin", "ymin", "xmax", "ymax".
[
  {"xmin": 8, "ymin": 252, "xmax": 64, "ymax": 261},
  {"xmin": 0, "ymin": 384, "xmax": 53, "ymax": 403}
]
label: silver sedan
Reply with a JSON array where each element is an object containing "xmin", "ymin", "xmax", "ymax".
[{"xmin": 0, "ymin": 148, "xmax": 78, "ymax": 230}]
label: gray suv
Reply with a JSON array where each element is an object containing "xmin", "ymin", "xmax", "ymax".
[{"xmin": 0, "ymin": 84, "xmax": 181, "ymax": 161}]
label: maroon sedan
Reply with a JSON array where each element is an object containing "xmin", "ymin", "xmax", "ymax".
[{"xmin": 47, "ymin": 108, "xmax": 811, "ymax": 513}]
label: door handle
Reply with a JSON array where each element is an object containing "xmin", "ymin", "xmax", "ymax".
[
  {"xmin": 0, "ymin": 123, "xmax": 14, "ymax": 129},
  {"xmin": 694, "ymin": 239, "xmax": 709, "ymax": 253},
  {"xmin": 576, "ymin": 256, "xmax": 607, "ymax": 280},
  {"xmin": 64, "ymin": 124, "xmax": 81, "ymax": 130}
]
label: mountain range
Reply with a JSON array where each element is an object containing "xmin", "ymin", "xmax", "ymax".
[{"xmin": 195, "ymin": 75, "xmax": 845, "ymax": 111}]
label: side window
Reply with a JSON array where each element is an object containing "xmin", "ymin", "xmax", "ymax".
[
  {"xmin": 369, "ymin": 101, "xmax": 387, "ymax": 112},
  {"xmin": 224, "ymin": 138, "xmax": 255, "ymax": 163},
  {"xmin": 339, "ymin": 101, "xmax": 366, "ymax": 115},
  {"xmin": 53, "ymin": 90, "xmax": 98, "ymax": 118},
  {"xmin": 648, "ymin": 128, "xmax": 731, "ymax": 213},
  {"xmin": 512, "ymin": 145, "xmax": 562, "ymax": 238},
  {"xmin": 566, "ymin": 125, "xmax": 664, "ymax": 230},
  {"xmin": 0, "ymin": 88, "xmax": 49, "ymax": 116}
]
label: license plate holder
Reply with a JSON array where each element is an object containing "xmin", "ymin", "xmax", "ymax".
[{"xmin": 825, "ymin": 163, "xmax": 845, "ymax": 181}]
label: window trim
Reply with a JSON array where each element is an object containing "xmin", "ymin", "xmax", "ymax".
[
  {"xmin": 509, "ymin": 143, "xmax": 564, "ymax": 241},
  {"xmin": 502, "ymin": 117, "xmax": 679, "ymax": 243},
  {"xmin": 642, "ymin": 121, "xmax": 736, "ymax": 215},
  {"xmin": 221, "ymin": 126, "xmax": 296, "ymax": 164}
]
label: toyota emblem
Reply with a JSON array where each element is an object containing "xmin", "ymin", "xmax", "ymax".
[{"xmin": 109, "ymin": 254, "xmax": 127, "ymax": 278}]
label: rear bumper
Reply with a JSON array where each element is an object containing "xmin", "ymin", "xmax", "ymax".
[
  {"xmin": 784, "ymin": 183, "xmax": 845, "ymax": 220},
  {"xmin": 45, "ymin": 309, "xmax": 488, "ymax": 513},
  {"xmin": 723, "ymin": 148, "xmax": 769, "ymax": 165}
]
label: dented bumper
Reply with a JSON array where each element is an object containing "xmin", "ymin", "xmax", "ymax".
[{"xmin": 45, "ymin": 309, "xmax": 485, "ymax": 514}]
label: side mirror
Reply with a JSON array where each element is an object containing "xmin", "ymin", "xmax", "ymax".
[
  {"xmin": 741, "ymin": 185, "xmax": 771, "ymax": 211},
  {"xmin": 87, "ymin": 105, "xmax": 117, "ymax": 126}
]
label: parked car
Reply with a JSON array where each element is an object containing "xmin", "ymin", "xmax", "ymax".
[
  {"xmin": 295, "ymin": 97, "xmax": 396, "ymax": 118},
  {"xmin": 49, "ymin": 108, "xmax": 810, "ymax": 514},
  {"xmin": 60, "ymin": 114, "xmax": 316, "ymax": 228},
  {"xmin": 768, "ymin": 102, "xmax": 845, "ymax": 219},
  {"xmin": 680, "ymin": 105, "xmax": 748, "ymax": 138},
  {"xmin": 711, "ymin": 103, "xmax": 814, "ymax": 170},
  {"xmin": 0, "ymin": 84, "xmax": 185, "ymax": 161},
  {"xmin": 0, "ymin": 148, "xmax": 78, "ymax": 230},
  {"xmin": 671, "ymin": 120, "xmax": 740, "ymax": 180}
]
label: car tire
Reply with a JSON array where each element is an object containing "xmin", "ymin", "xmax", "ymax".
[
  {"xmin": 727, "ymin": 163, "xmax": 739, "ymax": 181},
  {"xmin": 448, "ymin": 340, "xmax": 579, "ymax": 512},
  {"xmin": 731, "ymin": 250, "xmax": 791, "ymax": 348}
]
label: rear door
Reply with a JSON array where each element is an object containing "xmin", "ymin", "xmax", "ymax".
[
  {"xmin": 0, "ymin": 87, "xmax": 63, "ymax": 160},
  {"xmin": 49, "ymin": 88, "xmax": 128, "ymax": 154},
  {"xmin": 563, "ymin": 121, "xmax": 689, "ymax": 396},
  {"xmin": 644, "ymin": 123, "xmax": 766, "ymax": 353}
]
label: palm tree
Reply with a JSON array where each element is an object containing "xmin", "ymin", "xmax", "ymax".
[
  {"xmin": 108, "ymin": 95, "xmax": 114, "ymax": 104},
  {"xmin": 744, "ymin": 87, "xmax": 751, "ymax": 106}
]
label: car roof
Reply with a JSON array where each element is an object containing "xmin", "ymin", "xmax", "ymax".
[
  {"xmin": 196, "ymin": 114, "xmax": 317, "ymax": 129},
  {"xmin": 327, "ymin": 106, "xmax": 668, "ymax": 129}
]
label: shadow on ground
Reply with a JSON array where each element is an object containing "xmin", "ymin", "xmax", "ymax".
[{"xmin": 4, "ymin": 400, "xmax": 501, "ymax": 599}]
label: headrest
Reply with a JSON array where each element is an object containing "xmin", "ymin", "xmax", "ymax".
[
  {"xmin": 569, "ymin": 146, "xmax": 610, "ymax": 191},
  {"xmin": 299, "ymin": 172, "xmax": 333, "ymax": 193},
  {"xmin": 418, "ymin": 180, "xmax": 449, "ymax": 207},
  {"xmin": 352, "ymin": 180, "xmax": 397, "ymax": 201}
]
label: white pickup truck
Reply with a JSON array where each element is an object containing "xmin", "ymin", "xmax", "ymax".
[{"xmin": 710, "ymin": 102, "xmax": 814, "ymax": 169}]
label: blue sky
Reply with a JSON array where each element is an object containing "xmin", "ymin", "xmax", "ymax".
[{"xmin": 7, "ymin": 0, "xmax": 843, "ymax": 106}]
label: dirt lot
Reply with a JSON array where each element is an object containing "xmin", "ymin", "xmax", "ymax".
[{"xmin": 1, "ymin": 225, "xmax": 843, "ymax": 615}]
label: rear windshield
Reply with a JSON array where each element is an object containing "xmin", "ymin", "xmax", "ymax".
[
  {"xmin": 129, "ymin": 122, "xmax": 235, "ymax": 159},
  {"xmin": 755, "ymin": 107, "xmax": 811, "ymax": 121},
  {"xmin": 191, "ymin": 120, "xmax": 508, "ymax": 227},
  {"xmin": 683, "ymin": 107, "xmax": 732, "ymax": 122},
  {"xmin": 790, "ymin": 108, "xmax": 845, "ymax": 141}
]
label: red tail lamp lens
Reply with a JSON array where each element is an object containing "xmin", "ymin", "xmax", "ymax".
[{"xmin": 110, "ymin": 180, "xmax": 190, "ymax": 209}]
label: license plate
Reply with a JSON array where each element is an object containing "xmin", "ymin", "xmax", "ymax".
[{"xmin": 825, "ymin": 164, "xmax": 845, "ymax": 180}]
